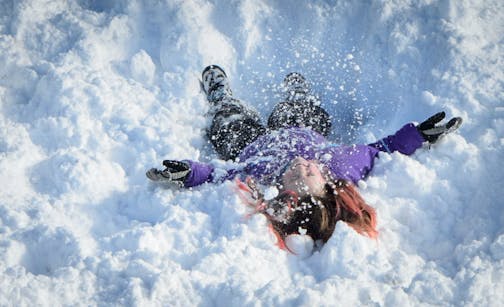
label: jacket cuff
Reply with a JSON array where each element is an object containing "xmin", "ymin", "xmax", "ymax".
[{"xmin": 183, "ymin": 160, "xmax": 214, "ymax": 188}]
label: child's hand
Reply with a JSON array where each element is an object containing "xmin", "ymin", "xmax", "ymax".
[
  {"xmin": 146, "ymin": 160, "xmax": 191, "ymax": 184},
  {"xmin": 417, "ymin": 111, "xmax": 463, "ymax": 143}
]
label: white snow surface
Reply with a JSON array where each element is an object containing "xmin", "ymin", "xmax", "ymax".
[{"xmin": 1, "ymin": 0, "xmax": 503, "ymax": 306}]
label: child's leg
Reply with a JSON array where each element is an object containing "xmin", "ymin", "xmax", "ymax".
[
  {"xmin": 208, "ymin": 97, "xmax": 266, "ymax": 160},
  {"xmin": 267, "ymin": 73, "xmax": 332, "ymax": 136},
  {"xmin": 202, "ymin": 66, "xmax": 266, "ymax": 160},
  {"xmin": 267, "ymin": 101, "xmax": 332, "ymax": 136}
]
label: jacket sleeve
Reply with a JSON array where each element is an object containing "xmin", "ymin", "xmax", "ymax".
[
  {"xmin": 183, "ymin": 160, "xmax": 215, "ymax": 188},
  {"xmin": 182, "ymin": 160, "xmax": 242, "ymax": 188},
  {"xmin": 322, "ymin": 144, "xmax": 380, "ymax": 184},
  {"xmin": 368, "ymin": 123, "xmax": 425, "ymax": 155},
  {"xmin": 322, "ymin": 123, "xmax": 425, "ymax": 184}
]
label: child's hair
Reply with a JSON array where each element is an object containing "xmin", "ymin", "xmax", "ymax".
[{"xmin": 236, "ymin": 177, "xmax": 378, "ymax": 249}]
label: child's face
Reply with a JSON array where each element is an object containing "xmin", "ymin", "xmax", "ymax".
[{"xmin": 281, "ymin": 157, "xmax": 327, "ymax": 198}]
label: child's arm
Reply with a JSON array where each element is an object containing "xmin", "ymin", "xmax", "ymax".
[
  {"xmin": 368, "ymin": 123, "xmax": 424, "ymax": 155},
  {"xmin": 181, "ymin": 160, "xmax": 215, "ymax": 187},
  {"xmin": 147, "ymin": 160, "xmax": 242, "ymax": 188},
  {"xmin": 323, "ymin": 113, "xmax": 461, "ymax": 184},
  {"xmin": 146, "ymin": 160, "xmax": 214, "ymax": 188},
  {"xmin": 368, "ymin": 112, "xmax": 462, "ymax": 155}
]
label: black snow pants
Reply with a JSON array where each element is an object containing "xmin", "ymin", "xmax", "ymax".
[{"xmin": 207, "ymin": 92, "xmax": 332, "ymax": 161}]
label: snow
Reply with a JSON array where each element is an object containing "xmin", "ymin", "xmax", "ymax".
[
  {"xmin": 285, "ymin": 234, "xmax": 315, "ymax": 259},
  {"xmin": 0, "ymin": 0, "xmax": 503, "ymax": 305}
]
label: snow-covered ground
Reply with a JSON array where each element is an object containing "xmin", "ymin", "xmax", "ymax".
[{"xmin": 1, "ymin": 0, "xmax": 503, "ymax": 305}]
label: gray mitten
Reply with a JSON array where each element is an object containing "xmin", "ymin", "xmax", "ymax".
[
  {"xmin": 417, "ymin": 112, "xmax": 462, "ymax": 143},
  {"xmin": 146, "ymin": 160, "xmax": 191, "ymax": 184}
]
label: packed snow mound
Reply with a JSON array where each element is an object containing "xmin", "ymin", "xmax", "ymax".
[{"xmin": 1, "ymin": 0, "xmax": 503, "ymax": 306}]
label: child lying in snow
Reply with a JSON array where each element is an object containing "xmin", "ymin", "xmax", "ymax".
[{"xmin": 147, "ymin": 65, "xmax": 462, "ymax": 256}]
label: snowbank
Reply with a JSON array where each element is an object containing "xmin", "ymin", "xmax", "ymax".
[{"xmin": 1, "ymin": 0, "xmax": 503, "ymax": 305}]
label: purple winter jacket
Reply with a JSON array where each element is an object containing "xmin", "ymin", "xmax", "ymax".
[{"xmin": 183, "ymin": 123, "xmax": 425, "ymax": 188}]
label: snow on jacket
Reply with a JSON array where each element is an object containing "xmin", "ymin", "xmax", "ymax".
[{"xmin": 183, "ymin": 123, "xmax": 424, "ymax": 188}]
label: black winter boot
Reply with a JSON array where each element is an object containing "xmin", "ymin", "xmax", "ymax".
[
  {"xmin": 267, "ymin": 72, "xmax": 332, "ymax": 136},
  {"xmin": 202, "ymin": 65, "xmax": 266, "ymax": 160},
  {"xmin": 201, "ymin": 65, "xmax": 233, "ymax": 103}
]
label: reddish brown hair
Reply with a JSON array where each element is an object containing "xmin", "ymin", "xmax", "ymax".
[
  {"xmin": 332, "ymin": 180, "xmax": 378, "ymax": 239},
  {"xmin": 236, "ymin": 177, "xmax": 378, "ymax": 249}
]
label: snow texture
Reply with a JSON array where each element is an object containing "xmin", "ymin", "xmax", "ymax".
[{"xmin": 0, "ymin": 0, "xmax": 503, "ymax": 306}]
